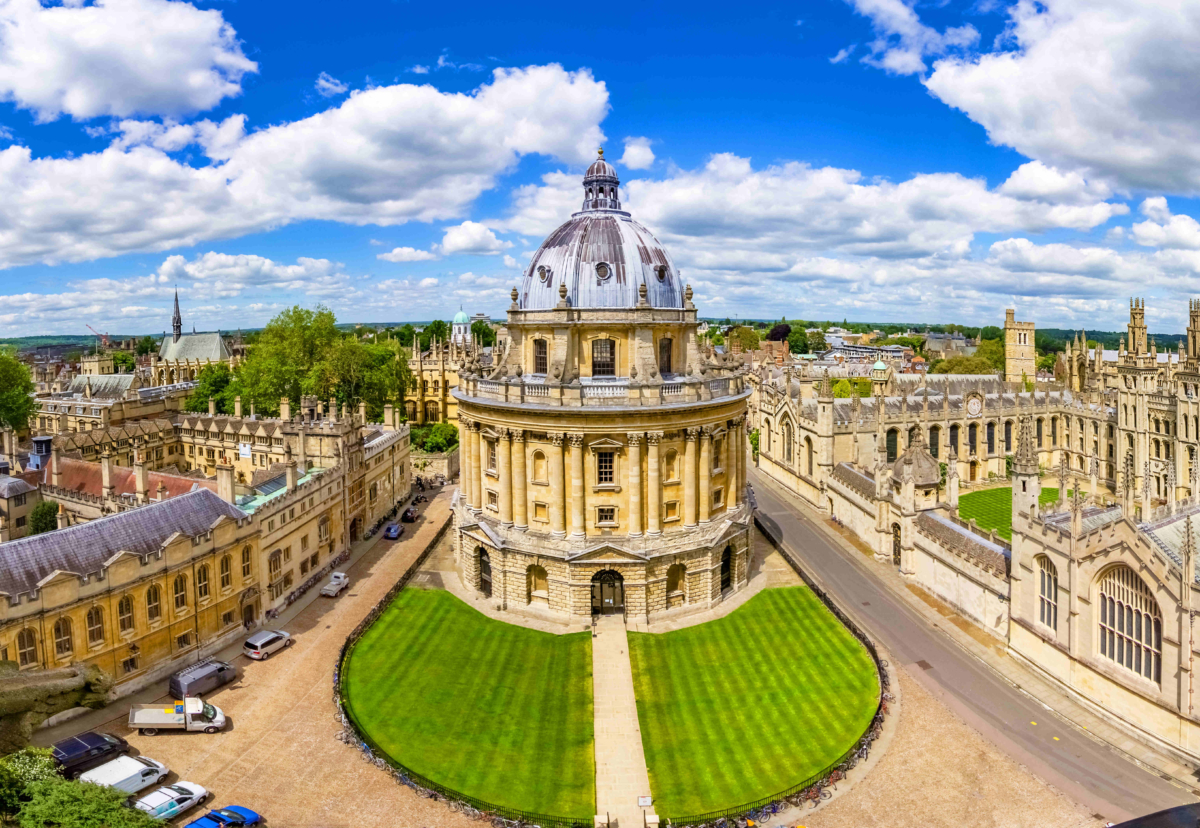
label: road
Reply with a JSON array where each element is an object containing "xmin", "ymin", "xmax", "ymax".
[{"xmin": 749, "ymin": 469, "xmax": 1193, "ymax": 824}]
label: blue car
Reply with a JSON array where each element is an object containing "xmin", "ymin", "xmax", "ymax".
[
  {"xmin": 384, "ymin": 524, "xmax": 402, "ymax": 539},
  {"xmin": 185, "ymin": 806, "xmax": 262, "ymax": 827}
]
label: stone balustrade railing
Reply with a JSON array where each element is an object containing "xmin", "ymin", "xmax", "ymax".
[{"xmin": 456, "ymin": 372, "xmax": 749, "ymax": 408}]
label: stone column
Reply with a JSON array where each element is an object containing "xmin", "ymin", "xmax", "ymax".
[
  {"xmin": 459, "ymin": 416, "xmax": 472, "ymax": 505},
  {"xmin": 627, "ymin": 433, "xmax": 643, "ymax": 536},
  {"xmin": 724, "ymin": 422, "xmax": 734, "ymax": 509},
  {"xmin": 684, "ymin": 427, "xmax": 699, "ymax": 527},
  {"xmin": 569, "ymin": 433, "xmax": 586, "ymax": 537},
  {"xmin": 733, "ymin": 417, "xmax": 744, "ymax": 507},
  {"xmin": 469, "ymin": 422, "xmax": 482, "ymax": 511},
  {"xmin": 550, "ymin": 433, "xmax": 566, "ymax": 537},
  {"xmin": 647, "ymin": 432, "xmax": 663, "ymax": 535},
  {"xmin": 498, "ymin": 429, "xmax": 513, "ymax": 526},
  {"xmin": 512, "ymin": 430, "xmax": 528, "ymax": 529},
  {"xmin": 478, "ymin": 429, "xmax": 491, "ymax": 514},
  {"xmin": 699, "ymin": 426, "xmax": 712, "ymax": 523}
]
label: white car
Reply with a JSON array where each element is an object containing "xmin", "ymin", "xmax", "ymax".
[
  {"xmin": 320, "ymin": 572, "xmax": 350, "ymax": 597},
  {"xmin": 133, "ymin": 782, "xmax": 209, "ymax": 820},
  {"xmin": 242, "ymin": 629, "xmax": 292, "ymax": 660}
]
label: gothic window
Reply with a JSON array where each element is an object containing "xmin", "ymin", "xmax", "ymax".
[
  {"xmin": 929, "ymin": 426, "xmax": 939, "ymax": 459},
  {"xmin": 1004, "ymin": 421, "xmax": 1012, "ymax": 453},
  {"xmin": 86, "ymin": 607, "xmax": 104, "ymax": 646},
  {"xmin": 146, "ymin": 585, "xmax": 161, "ymax": 621},
  {"xmin": 968, "ymin": 423, "xmax": 977, "ymax": 455},
  {"xmin": 986, "ymin": 422, "xmax": 995, "ymax": 455},
  {"xmin": 220, "ymin": 555, "xmax": 232, "ymax": 589},
  {"xmin": 53, "ymin": 617, "xmax": 72, "ymax": 657},
  {"xmin": 118, "ymin": 596, "xmax": 134, "ymax": 633},
  {"xmin": 659, "ymin": 338, "xmax": 673, "ymax": 375},
  {"xmin": 16, "ymin": 629, "xmax": 36, "ymax": 667},
  {"xmin": 949, "ymin": 424, "xmax": 959, "ymax": 454},
  {"xmin": 534, "ymin": 339, "xmax": 548, "ymax": 374},
  {"xmin": 1098, "ymin": 566, "xmax": 1161, "ymax": 684},
  {"xmin": 1051, "ymin": 417, "xmax": 1058, "ymax": 445},
  {"xmin": 1036, "ymin": 418, "xmax": 1043, "ymax": 448},
  {"xmin": 173, "ymin": 575, "xmax": 187, "ymax": 610},
  {"xmin": 886, "ymin": 429, "xmax": 898, "ymax": 463},
  {"xmin": 784, "ymin": 422, "xmax": 794, "ymax": 464},
  {"xmin": 197, "ymin": 565, "xmax": 210, "ymax": 599},
  {"xmin": 242, "ymin": 546, "xmax": 252, "ymax": 578},
  {"xmin": 591, "ymin": 339, "xmax": 615, "ymax": 376}
]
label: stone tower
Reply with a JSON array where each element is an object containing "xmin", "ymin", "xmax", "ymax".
[
  {"xmin": 1004, "ymin": 308, "xmax": 1036, "ymax": 384},
  {"xmin": 1012, "ymin": 415, "xmax": 1041, "ymax": 520}
]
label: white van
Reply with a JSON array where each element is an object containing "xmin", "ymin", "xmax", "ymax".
[{"xmin": 78, "ymin": 754, "xmax": 169, "ymax": 794}]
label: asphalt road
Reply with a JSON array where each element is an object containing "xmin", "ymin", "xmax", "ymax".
[{"xmin": 749, "ymin": 469, "xmax": 1194, "ymax": 824}]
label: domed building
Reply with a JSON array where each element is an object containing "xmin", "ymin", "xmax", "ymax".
[
  {"xmin": 452, "ymin": 151, "xmax": 752, "ymax": 619},
  {"xmin": 451, "ymin": 308, "xmax": 471, "ymax": 346}
]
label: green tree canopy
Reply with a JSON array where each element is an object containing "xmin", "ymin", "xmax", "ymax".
[
  {"xmin": 975, "ymin": 338, "xmax": 1006, "ymax": 371},
  {"xmin": 110, "ymin": 352, "xmax": 135, "ymax": 373},
  {"xmin": 786, "ymin": 328, "xmax": 808, "ymax": 354},
  {"xmin": 412, "ymin": 422, "xmax": 460, "ymax": 453},
  {"xmin": 806, "ymin": 330, "xmax": 827, "ymax": 353},
  {"xmin": 28, "ymin": 500, "xmax": 58, "ymax": 535},
  {"xmin": 766, "ymin": 323, "xmax": 791, "ymax": 342},
  {"xmin": 18, "ymin": 778, "xmax": 160, "ymax": 828},
  {"xmin": 231, "ymin": 304, "xmax": 340, "ymax": 415},
  {"xmin": 930, "ymin": 355, "xmax": 997, "ymax": 375},
  {"xmin": 420, "ymin": 320, "xmax": 450, "ymax": 350},
  {"xmin": 471, "ymin": 320, "xmax": 496, "ymax": 347},
  {"xmin": 135, "ymin": 335, "xmax": 158, "ymax": 356},
  {"xmin": 0, "ymin": 353, "xmax": 37, "ymax": 432},
  {"xmin": 733, "ymin": 326, "xmax": 760, "ymax": 352},
  {"xmin": 832, "ymin": 379, "xmax": 854, "ymax": 398},
  {"xmin": 979, "ymin": 325, "xmax": 1003, "ymax": 340},
  {"xmin": 185, "ymin": 363, "xmax": 236, "ymax": 414}
]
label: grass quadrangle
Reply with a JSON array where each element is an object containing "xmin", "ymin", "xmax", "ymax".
[
  {"xmin": 957, "ymin": 486, "xmax": 1079, "ymax": 540},
  {"xmin": 627, "ymin": 587, "xmax": 879, "ymax": 818},
  {"xmin": 342, "ymin": 589, "xmax": 595, "ymax": 817}
]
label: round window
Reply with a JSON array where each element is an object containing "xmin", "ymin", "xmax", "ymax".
[
  {"xmin": 537, "ymin": 266, "xmax": 550, "ymax": 283},
  {"xmin": 596, "ymin": 262, "xmax": 611, "ymax": 281},
  {"xmin": 656, "ymin": 265, "xmax": 668, "ymax": 282}
]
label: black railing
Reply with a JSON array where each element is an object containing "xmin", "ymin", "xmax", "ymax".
[
  {"xmin": 654, "ymin": 509, "xmax": 891, "ymax": 828},
  {"xmin": 331, "ymin": 515, "xmax": 590, "ymax": 828}
]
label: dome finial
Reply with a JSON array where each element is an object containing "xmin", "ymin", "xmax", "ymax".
[{"xmin": 597, "ymin": 147, "xmax": 604, "ymax": 157}]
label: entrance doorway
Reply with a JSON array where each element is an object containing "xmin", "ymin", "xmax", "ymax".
[
  {"xmin": 242, "ymin": 603, "xmax": 256, "ymax": 627},
  {"xmin": 349, "ymin": 518, "xmax": 360, "ymax": 544},
  {"xmin": 891, "ymin": 523, "xmax": 902, "ymax": 566},
  {"xmin": 720, "ymin": 546, "xmax": 732, "ymax": 592},
  {"xmin": 591, "ymin": 570, "xmax": 624, "ymax": 615},
  {"xmin": 478, "ymin": 548, "xmax": 492, "ymax": 597}
]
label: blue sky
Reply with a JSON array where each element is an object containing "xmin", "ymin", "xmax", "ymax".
[{"xmin": 4, "ymin": 0, "xmax": 1200, "ymax": 335}]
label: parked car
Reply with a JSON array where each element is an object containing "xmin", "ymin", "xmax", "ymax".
[
  {"xmin": 128, "ymin": 698, "xmax": 226, "ymax": 736},
  {"xmin": 320, "ymin": 572, "xmax": 350, "ymax": 597},
  {"xmin": 78, "ymin": 754, "xmax": 168, "ymax": 794},
  {"xmin": 184, "ymin": 806, "xmax": 263, "ymax": 827},
  {"xmin": 384, "ymin": 523, "xmax": 403, "ymax": 538},
  {"xmin": 401, "ymin": 506, "xmax": 418, "ymax": 523},
  {"xmin": 242, "ymin": 629, "xmax": 292, "ymax": 660},
  {"xmin": 51, "ymin": 731, "xmax": 129, "ymax": 778},
  {"xmin": 133, "ymin": 782, "xmax": 209, "ymax": 820},
  {"xmin": 169, "ymin": 658, "xmax": 238, "ymax": 699}
]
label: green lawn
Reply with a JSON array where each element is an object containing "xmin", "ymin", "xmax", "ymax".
[
  {"xmin": 628, "ymin": 587, "xmax": 879, "ymax": 818},
  {"xmin": 958, "ymin": 486, "xmax": 1079, "ymax": 540},
  {"xmin": 342, "ymin": 589, "xmax": 595, "ymax": 817}
]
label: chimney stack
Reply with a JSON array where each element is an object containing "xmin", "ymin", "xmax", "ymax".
[
  {"xmin": 329, "ymin": 397, "xmax": 338, "ymax": 420},
  {"xmin": 358, "ymin": 401, "xmax": 367, "ymax": 424},
  {"xmin": 101, "ymin": 449, "xmax": 114, "ymax": 501},
  {"xmin": 216, "ymin": 464, "xmax": 235, "ymax": 504},
  {"xmin": 157, "ymin": 481, "xmax": 167, "ymax": 501},
  {"xmin": 234, "ymin": 395, "xmax": 242, "ymax": 418},
  {"xmin": 56, "ymin": 503, "xmax": 67, "ymax": 530},
  {"xmin": 285, "ymin": 461, "xmax": 298, "ymax": 493},
  {"xmin": 208, "ymin": 397, "xmax": 216, "ymax": 417},
  {"xmin": 297, "ymin": 427, "xmax": 308, "ymax": 472},
  {"xmin": 383, "ymin": 404, "xmax": 395, "ymax": 431},
  {"xmin": 280, "ymin": 397, "xmax": 291, "ymax": 421},
  {"xmin": 51, "ymin": 444, "xmax": 61, "ymax": 487},
  {"xmin": 134, "ymin": 454, "xmax": 149, "ymax": 504}
]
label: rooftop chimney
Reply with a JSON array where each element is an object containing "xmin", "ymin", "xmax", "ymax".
[
  {"xmin": 358, "ymin": 401, "xmax": 367, "ymax": 424},
  {"xmin": 134, "ymin": 456, "xmax": 149, "ymax": 504},
  {"xmin": 56, "ymin": 503, "xmax": 67, "ymax": 530},
  {"xmin": 234, "ymin": 395, "xmax": 242, "ymax": 419},
  {"xmin": 383, "ymin": 404, "xmax": 395, "ymax": 432},
  {"xmin": 280, "ymin": 397, "xmax": 291, "ymax": 421},
  {"xmin": 285, "ymin": 461, "xmax": 298, "ymax": 493},
  {"xmin": 216, "ymin": 464, "xmax": 235, "ymax": 504},
  {"xmin": 208, "ymin": 397, "xmax": 216, "ymax": 417},
  {"xmin": 297, "ymin": 427, "xmax": 307, "ymax": 473},
  {"xmin": 101, "ymin": 449, "xmax": 114, "ymax": 500}
]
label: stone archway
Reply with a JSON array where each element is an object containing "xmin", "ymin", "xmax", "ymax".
[
  {"xmin": 591, "ymin": 569, "xmax": 623, "ymax": 615},
  {"xmin": 478, "ymin": 548, "xmax": 493, "ymax": 597}
]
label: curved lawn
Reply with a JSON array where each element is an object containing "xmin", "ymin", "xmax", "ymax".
[
  {"xmin": 958, "ymin": 485, "xmax": 1077, "ymax": 540},
  {"xmin": 628, "ymin": 586, "xmax": 878, "ymax": 818},
  {"xmin": 342, "ymin": 589, "xmax": 595, "ymax": 817}
]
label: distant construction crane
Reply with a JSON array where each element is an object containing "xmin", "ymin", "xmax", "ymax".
[{"xmin": 86, "ymin": 324, "xmax": 111, "ymax": 348}]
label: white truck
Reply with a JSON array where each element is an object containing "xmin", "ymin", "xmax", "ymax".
[
  {"xmin": 128, "ymin": 697, "xmax": 226, "ymax": 736},
  {"xmin": 320, "ymin": 572, "xmax": 350, "ymax": 597}
]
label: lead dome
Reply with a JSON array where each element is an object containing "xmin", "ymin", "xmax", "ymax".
[{"xmin": 519, "ymin": 149, "xmax": 683, "ymax": 311}]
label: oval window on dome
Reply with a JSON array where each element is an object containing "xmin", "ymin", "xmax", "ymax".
[
  {"xmin": 655, "ymin": 265, "xmax": 668, "ymax": 282},
  {"xmin": 595, "ymin": 262, "xmax": 611, "ymax": 282},
  {"xmin": 537, "ymin": 265, "xmax": 552, "ymax": 283}
]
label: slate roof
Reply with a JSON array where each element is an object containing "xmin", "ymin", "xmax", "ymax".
[
  {"xmin": 0, "ymin": 489, "xmax": 247, "ymax": 598},
  {"xmin": 158, "ymin": 332, "xmax": 231, "ymax": 363},
  {"xmin": 831, "ymin": 463, "xmax": 875, "ymax": 499},
  {"xmin": 916, "ymin": 512, "xmax": 1009, "ymax": 576},
  {"xmin": 60, "ymin": 374, "xmax": 134, "ymax": 400},
  {"xmin": 0, "ymin": 476, "xmax": 36, "ymax": 499}
]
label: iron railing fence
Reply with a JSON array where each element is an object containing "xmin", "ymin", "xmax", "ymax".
[{"xmin": 331, "ymin": 515, "xmax": 591, "ymax": 828}]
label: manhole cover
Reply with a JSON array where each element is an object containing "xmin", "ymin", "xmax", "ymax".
[{"xmin": 916, "ymin": 660, "xmax": 933, "ymax": 671}]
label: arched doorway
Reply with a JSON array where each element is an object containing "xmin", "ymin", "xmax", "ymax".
[
  {"xmin": 720, "ymin": 546, "xmax": 733, "ymax": 592},
  {"xmin": 891, "ymin": 523, "xmax": 902, "ymax": 566},
  {"xmin": 478, "ymin": 548, "xmax": 492, "ymax": 597},
  {"xmin": 591, "ymin": 569, "xmax": 624, "ymax": 615},
  {"xmin": 349, "ymin": 517, "xmax": 360, "ymax": 544}
]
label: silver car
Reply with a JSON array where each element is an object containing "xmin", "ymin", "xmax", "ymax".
[{"xmin": 242, "ymin": 629, "xmax": 292, "ymax": 660}]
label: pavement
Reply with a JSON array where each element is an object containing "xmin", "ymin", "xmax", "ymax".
[
  {"xmin": 591, "ymin": 615, "xmax": 654, "ymax": 828},
  {"xmin": 749, "ymin": 466, "xmax": 1196, "ymax": 824},
  {"xmin": 34, "ymin": 486, "xmax": 475, "ymax": 828}
]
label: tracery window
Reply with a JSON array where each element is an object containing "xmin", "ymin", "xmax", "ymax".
[
  {"xmin": 886, "ymin": 429, "xmax": 898, "ymax": 463},
  {"xmin": 784, "ymin": 422, "xmax": 794, "ymax": 464},
  {"xmin": 1037, "ymin": 556, "xmax": 1058, "ymax": 633},
  {"xmin": 1098, "ymin": 566, "xmax": 1161, "ymax": 684}
]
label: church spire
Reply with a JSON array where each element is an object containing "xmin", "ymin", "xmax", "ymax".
[{"xmin": 172, "ymin": 288, "xmax": 182, "ymax": 344}]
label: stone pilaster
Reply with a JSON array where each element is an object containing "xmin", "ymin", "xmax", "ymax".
[
  {"xmin": 627, "ymin": 433, "xmax": 643, "ymax": 536},
  {"xmin": 699, "ymin": 426, "xmax": 712, "ymax": 523},
  {"xmin": 684, "ymin": 427, "xmax": 699, "ymax": 527},
  {"xmin": 569, "ymin": 433, "xmax": 585, "ymax": 537},
  {"xmin": 512, "ymin": 430, "xmax": 528, "ymax": 529},
  {"xmin": 647, "ymin": 432, "xmax": 663, "ymax": 535},
  {"xmin": 498, "ymin": 428, "xmax": 513, "ymax": 526},
  {"xmin": 460, "ymin": 416, "xmax": 474, "ymax": 507},
  {"xmin": 550, "ymin": 433, "xmax": 566, "ymax": 537}
]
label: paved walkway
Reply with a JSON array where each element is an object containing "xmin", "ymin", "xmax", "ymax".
[{"xmin": 592, "ymin": 615, "xmax": 654, "ymax": 828}]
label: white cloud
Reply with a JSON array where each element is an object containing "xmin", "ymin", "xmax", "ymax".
[
  {"xmin": 156, "ymin": 252, "xmax": 347, "ymax": 296},
  {"xmin": 922, "ymin": 0, "xmax": 1200, "ymax": 193},
  {"xmin": 0, "ymin": 0, "xmax": 256, "ymax": 122},
  {"xmin": 620, "ymin": 136, "xmax": 655, "ymax": 170},
  {"xmin": 845, "ymin": 0, "xmax": 978, "ymax": 75},
  {"xmin": 436, "ymin": 53, "xmax": 484, "ymax": 72},
  {"xmin": 1132, "ymin": 197, "xmax": 1200, "ymax": 250},
  {"xmin": 377, "ymin": 246, "xmax": 438, "ymax": 262},
  {"xmin": 830, "ymin": 46, "xmax": 856, "ymax": 64},
  {"xmin": 0, "ymin": 124, "xmax": 13, "ymax": 142},
  {"xmin": 315, "ymin": 72, "xmax": 349, "ymax": 97},
  {"xmin": 418, "ymin": 277, "xmax": 439, "ymax": 288},
  {"xmin": 0, "ymin": 64, "xmax": 608, "ymax": 269},
  {"xmin": 503, "ymin": 255, "xmax": 520, "ymax": 269},
  {"xmin": 438, "ymin": 220, "xmax": 512, "ymax": 255},
  {"xmin": 408, "ymin": 65, "xmax": 430, "ymax": 74},
  {"xmin": 998, "ymin": 161, "xmax": 1111, "ymax": 204}
]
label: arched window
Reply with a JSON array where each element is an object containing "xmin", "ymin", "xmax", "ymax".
[
  {"xmin": 666, "ymin": 563, "xmax": 686, "ymax": 596},
  {"xmin": 1051, "ymin": 417, "xmax": 1058, "ymax": 445},
  {"xmin": 886, "ymin": 429, "xmax": 898, "ymax": 463},
  {"xmin": 986, "ymin": 422, "xmax": 995, "ymax": 454},
  {"xmin": 1098, "ymin": 566, "xmax": 1162, "ymax": 684},
  {"xmin": 86, "ymin": 606, "xmax": 104, "ymax": 646},
  {"xmin": 146, "ymin": 585, "xmax": 161, "ymax": 621},
  {"xmin": 1037, "ymin": 556, "xmax": 1058, "ymax": 633},
  {"xmin": 173, "ymin": 575, "xmax": 187, "ymax": 610},
  {"xmin": 220, "ymin": 555, "xmax": 232, "ymax": 589},
  {"xmin": 118, "ymin": 596, "xmax": 134, "ymax": 633},
  {"xmin": 591, "ymin": 339, "xmax": 615, "ymax": 377},
  {"xmin": 1004, "ymin": 421, "xmax": 1012, "ymax": 453},
  {"xmin": 242, "ymin": 546, "xmax": 252, "ymax": 577},
  {"xmin": 16, "ymin": 629, "xmax": 36, "ymax": 667},
  {"xmin": 949, "ymin": 424, "xmax": 959, "ymax": 454},
  {"xmin": 659, "ymin": 338, "xmax": 673, "ymax": 375},
  {"xmin": 929, "ymin": 426, "xmax": 940, "ymax": 459},
  {"xmin": 784, "ymin": 422, "xmax": 794, "ymax": 463},
  {"xmin": 806, "ymin": 436, "xmax": 814, "ymax": 477},
  {"xmin": 532, "ymin": 451, "xmax": 548, "ymax": 484},
  {"xmin": 1036, "ymin": 418, "xmax": 1043, "ymax": 448},
  {"xmin": 968, "ymin": 423, "xmax": 978, "ymax": 454},
  {"xmin": 533, "ymin": 339, "xmax": 548, "ymax": 374},
  {"xmin": 53, "ymin": 617, "xmax": 73, "ymax": 657},
  {"xmin": 197, "ymin": 565, "xmax": 210, "ymax": 599}
]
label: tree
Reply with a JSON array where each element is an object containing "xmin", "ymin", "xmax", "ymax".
[
  {"xmin": 0, "ymin": 353, "xmax": 37, "ymax": 432},
  {"xmin": 18, "ymin": 778, "xmax": 160, "ymax": 828},
  {"xmin": 0, "ymin": 748, "xmax": 58, "ymax": 786},
  {"xmin": 27, "ymin": 501, "xmax": 57, "ymax": 535},
  {"xmin": 978, "ymin": 325, "xmax": 1002, "ymax": 341},
  {"xmin": 110, "ymin": 352, "xmax": 135, "ymax": 373},
  {"xmin": 470, "ymin": 320, "xmax": 496, "ymax": 347},
  {"xmin": 135, "ymin": 336, "xmax": 157, "ymax": 356},
  {"xmin": 231, "ymin": 304, "xmax": 340, "ymax": 415},
  {"xmin": 185, "ymin": 364, "xmax": 236, "ymax": 414},
  {"xmin": 832, "ymin": 379, "xmax": 854, "ymax": 398},
  {"xmin": 766, "ymin": 323, "xmax": 791, "ymax": 342},
  {"xmin": 733, "ymin": 326, "xmax": 759, "ymax": 352},
  {"xmin": 975, "ymin": 338, "xmax": 1005, "ymax": 372},
  {"xmin": 412, "ymin": 423, "xmax": 459, "ymax": 453},
  {"xmin": 807, "ymin": 330, "xmax": 828, "ymax": 352},
  {"xmin": 748, "ymin": 429, "xmax": 760, "ymax": 459},
  {"xmin": 930, "ymin": 355, "xmax": 996, "ymax": 374},
  {"xmin": 394, "ymin": 324, "xmax": 417, "ymax": 347},
  {"xmin": 710, "ymin": 332, "xmax": 725, "ymax": 347},
  {"xmin": 787, "ymin": 328, "xmax": 808, "ymax": 354},
  {"xmin": 419, "ymin": 320, "xmax": 450, "ymax": 350}
]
